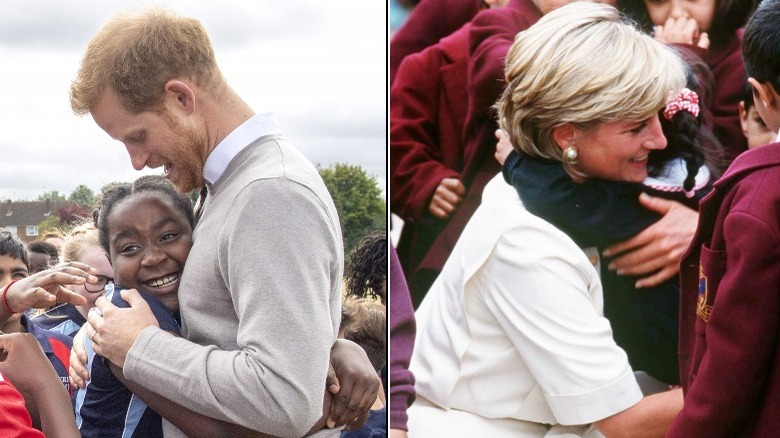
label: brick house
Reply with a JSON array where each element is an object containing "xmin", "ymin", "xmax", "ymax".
[{"xmin": 0, "ymin": 200, "xmax": 60, "ymax": 244}]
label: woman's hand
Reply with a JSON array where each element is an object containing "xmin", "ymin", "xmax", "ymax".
[
  {"xmin": 653, "ymin": 16, "xmax": 709, "ymax": 49},
  {"xmin": 3, "ymin": 262, "xmax": 96, "ymax": 314},
  {"xmin": 603, "ymin": 193, "xmax": 698, "ymax": 288}
]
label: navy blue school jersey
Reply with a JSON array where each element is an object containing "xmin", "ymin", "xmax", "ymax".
[
  {"xmin": 75, "ymin": 285, "xmax": 180, "ymax": 438},
  {"xmin": 29, "ymin": 303, "xmax": 86, "ymax": 338},
  {"xmin": 22, "ymin": 315, "xmax": 73, "ymax": 398}
]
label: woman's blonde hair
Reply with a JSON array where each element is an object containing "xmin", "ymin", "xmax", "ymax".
[
  {"xmin": 496, "ymin": 2, "xmax": 686, "ymax": 168},
  {"xmin": 62, "ymin": 221, "xmax": 101, "ymax": 264}
]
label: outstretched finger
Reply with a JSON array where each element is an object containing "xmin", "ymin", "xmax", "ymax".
[{"xmin": 56, "ymin": 286, "xmax": 88, "ymax": 306}]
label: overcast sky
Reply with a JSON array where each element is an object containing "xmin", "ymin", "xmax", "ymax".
[{"xmin": 0, "ymin": 0, "xmax": 387, "ymax": 201}]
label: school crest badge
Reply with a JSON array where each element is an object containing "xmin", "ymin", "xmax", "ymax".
[{"xmin": 697, "ymin": 265, "xmax": 712, "ymax": 322}]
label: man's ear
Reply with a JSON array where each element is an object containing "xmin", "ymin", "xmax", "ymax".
[
  {"xmin": 164, "ymin": 80, "xmax": 196, "ymax": 114},
  {"xmin": 551, "ymin": 123, "xmax": 577, "ymax": 151}
]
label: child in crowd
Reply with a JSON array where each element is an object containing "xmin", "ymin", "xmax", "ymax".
[
  {"xmin": 32, "ymin": 223, "xmax": 113, "ymax": 338},
  {"xmin": 339, "ymin": 296, "xmax": 387, "ymax": 438},
  {"xmin": 26, "ymin": 240, "xmax": 60, "ymax": 274},
  {"xmin": 620, "ymin": 0, "xmax": 759, "ymax": 164},
  {"xmin": 0, "ymin": 232, "xmax": 74, "ymax": 395},
  {"xmin": 739, "ymin": 79, "xmax": 777, "ymax": 149},
  {"xmin": 669, "ymin": 2, "xmax": 780, "ymax": 434},
  {"xmin": 41, "ymin": 230, "xmax": 65, "ymax": 256},
  {"xmin": 498, "ymin": 59, "xmax": 718, "ymax": 386}
]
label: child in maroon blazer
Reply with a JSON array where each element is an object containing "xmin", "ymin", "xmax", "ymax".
[
  {"xmin": 619, "ymin": 0, "xmax": 760, "ymax": 166},
  {"xmin": 390, "ymin": 0, "xmax": 509, "ymax": 307},
  {"xmin": 668, "ymin": 2, "xmax": 780, "ymax": 435}
]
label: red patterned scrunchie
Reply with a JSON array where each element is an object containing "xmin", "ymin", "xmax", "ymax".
[{"xmin": 664, "ymin": 88, "xmax": 700, "ymax": 120}]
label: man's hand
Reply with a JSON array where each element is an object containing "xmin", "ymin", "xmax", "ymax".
[
  {"xmin": 653, "ymin": 16, "xmax": 710, "ymax": 49},
  {"xmin": 325, "ymin": 339, "xmax": 381, "ymax": 428},
  {"xmin": 603, "ymin": 193, "xmax": 698, "ymax": 288},
  {"xmin": 85, "ymin": 288, "xmax": 158, "ymax": 368},
  {"xmin": 428, "ymin": 178, "xmax": 465, "ymax": 219},
  {"xmin": 494, "ymin": 128, "xmax": 513, "ymax": 165},
  {"xmin": 390, "ymin": 429, "xmax": 408, "ymax": 438}
]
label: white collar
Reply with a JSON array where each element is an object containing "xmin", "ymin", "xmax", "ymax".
[{"xmin": 203, "ymin": 112, "xmax": 282, "ymax": 184}]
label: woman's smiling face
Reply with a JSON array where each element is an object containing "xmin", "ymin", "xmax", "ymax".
[
  {"xmin": 107, "ymin": 192, "xmax": 193, "ymax": 312},
  {"xmin": 568, "ymin": 113, "xmax": 668, "ymax": 183}
]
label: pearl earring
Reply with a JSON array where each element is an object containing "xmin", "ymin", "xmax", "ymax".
[{"xmin": 563, "ymin": 145, "xmax": 579, "ymax": 163}]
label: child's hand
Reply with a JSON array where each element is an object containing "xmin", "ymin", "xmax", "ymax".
[
  {"xmin": 68, "ymin": 327, "xmax": 90, "ymax": 390},
  {"xmin": 3, "ymin": 262, "xmax": 96, "ymax": 314},
  {"xmin": 428, "ymin": 178, "xmax": 465, "ymax": 219},
  {"xmin": 653, "ymin": 16, "xmax": 710, "ymax": 49},
  {"xmin": 495, "ymin": 128, "xmax": 514, "ymax": 166}
]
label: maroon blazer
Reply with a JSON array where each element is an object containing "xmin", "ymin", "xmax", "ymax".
[
  {"xmin": 389, "ymin": 0, "xmax": 482, "ymax": 85},
  {"xmin": 673, "ymin": 32, "xmax": 748, "ymax": 167},
  {"xmin": 669, "ymin": 142, "xmax": 780, "ymax": 436},
  {"xmin": 389, "ymin": 24, "xmax": 471, "ymax": 304},
  {"xmin": 390, "ymin": 0, "xmax": 544, "ymax": 305}
]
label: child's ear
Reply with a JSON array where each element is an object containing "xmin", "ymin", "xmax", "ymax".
[
  {"xmin": 738, "ymin": 101, "xmax": 749, "ymax": 136},
  {"xmin": 748, "ymin": 78, "xmax": 778, "ymax": 110}
]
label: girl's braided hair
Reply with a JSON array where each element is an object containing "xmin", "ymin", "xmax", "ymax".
[
  {"xmin": 92, "ymin": 175, "xmax": 194, "ymax": 256},
  {"xmin": 344, "ymin": 230, "xmax": 387, "ymax": 302}
]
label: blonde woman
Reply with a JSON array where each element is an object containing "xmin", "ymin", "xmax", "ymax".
[{"xmin": 408, "ymin": 3, "xmax": 685, "ymax": 436}]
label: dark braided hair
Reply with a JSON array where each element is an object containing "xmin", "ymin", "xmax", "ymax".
[
  {"xmin": 648, "ymin": 55, "xmax": 724, "ymax": 192},
  {"xmin": 93, "ymin": 175, "xmax": 195, "ymax": 257},
  {"xmin": 344, "ymin": 230, "xmax": 387, "ymax": 303}
]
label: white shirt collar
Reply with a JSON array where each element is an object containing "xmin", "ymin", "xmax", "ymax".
[
  {"xmin": 775, "ymin": 128, "xmax": 780, "ymax": 143},
  {"xmin": 203, "ymin": 112, "xmax": 282, "ymax": 184}
]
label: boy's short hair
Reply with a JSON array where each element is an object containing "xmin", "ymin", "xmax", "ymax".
[
  {"xmin": 27, "ymin": 240, "xmax": 60, "ymax": 269},
  {"xmin": 0, "ymin": 231, "xmax": 30, "ymax": 268},
  {"xmin": 339, "ymin": 296, "xmax": 386, "ymax": 372},
  {"xmin": 743, "ymin": 0, "xmax": 780, "ymax": 95}
]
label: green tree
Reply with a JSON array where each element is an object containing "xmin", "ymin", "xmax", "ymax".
[
  {"xmin": 36, "ymin": 190, "xmax": 67, "ymax": 203},
  {"xmin": 69, "ymin": 184, "xmax": 98, "ymax": 208},
  {"xmin": 37, "ymin": 216, "xmax": 61, "ymax": 234},
  {"xmin": 318, "ymin": 163, "xmax": 386, "ymax": 257}
]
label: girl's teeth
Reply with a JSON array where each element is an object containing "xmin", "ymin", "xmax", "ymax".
[{"xmin": 149, "ymin": 274, "xmax": 177, "ymax": 287}]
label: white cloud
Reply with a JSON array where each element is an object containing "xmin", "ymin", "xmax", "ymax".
[{"xmin": 0, "ymin": 0, "xmax": 387, "ymax": 200}]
